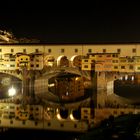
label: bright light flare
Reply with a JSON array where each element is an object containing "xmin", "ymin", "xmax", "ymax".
[{"xmin": 8, "ymin": 86, "xmax": 16, "ymax": 97}]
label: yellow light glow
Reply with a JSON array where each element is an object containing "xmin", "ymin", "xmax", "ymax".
[{"xmin": 8, "ymin": 86, "xmax": 16, "ymax": 97}]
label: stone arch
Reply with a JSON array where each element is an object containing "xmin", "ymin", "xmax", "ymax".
[
  {"xmin": 56, "ymin": 108, "xmax": 69, "ymax": 120},
  {"xmin": 69, "ymin": 109, "xmax": 81, "ymax": 121},
  {"xmin": 44, "ymin": 55, "xmax": 55, "ymax": 67},
  {"xmin": 57, "ymin": 55, "xmax": 69, "ymax": 67},
  {"xmin": 70, "ymin": 55, "xmax": 82, "ymax": 69}
]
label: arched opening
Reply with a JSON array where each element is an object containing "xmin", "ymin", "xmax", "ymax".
[
  {"xmin": 70, "ymin": 109, "xmax": 81, "ymax": 121},
  {"xmin": 44, "ymin": 55, "xmax": 55, "ymax": 67},
  {"xmin": 56, "ymin": 108, "xmax": 69, "ymax": 120},
  {"xmin": 57, "ymin": 55, "xmax": 69, "ymax": 67},
  {"xmin": 70, "ymin": 55, "xmax": 82, "ymax": 69}
]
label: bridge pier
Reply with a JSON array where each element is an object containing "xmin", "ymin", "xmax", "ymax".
[{"xmin": 91, "ymin": 72, "xmax": 117, "ymax": 108}]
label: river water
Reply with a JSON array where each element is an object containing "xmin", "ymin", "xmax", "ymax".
[
  {"xmin": 0, "ymin": 77, "xmax": 140, "ymax": 139},
  {"xmin": 114, "ymin": 79, "xmax": 140, "ymax": 104},
  {"xmin": 0, "ymin": 128, "xmax": 83, "ymax": 140}
]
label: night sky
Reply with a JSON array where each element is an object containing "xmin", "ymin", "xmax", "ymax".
[{"xmin": 0, "ymin": 1, "xmax": 140, "ymax": 43}]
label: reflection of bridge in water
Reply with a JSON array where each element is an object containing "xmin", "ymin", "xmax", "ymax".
[
  {"xmin": 0, "ymin": 67, "xmax": 94, "ymax": 132},
  {"xmin": 0, "ymin": 67, "xmax": 140, "ymax": 131}
]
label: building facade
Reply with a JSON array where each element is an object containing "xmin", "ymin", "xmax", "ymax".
[{"xmin": 0, "ymin": 43, "xmax": 140, "ymax": 72}]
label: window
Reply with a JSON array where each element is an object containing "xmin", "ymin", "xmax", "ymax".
[
  {"xmin": 61, "ymin": 49, "xmax": 65, "ymax": 53},
  {"xmin": 106, "ymin": 54, "xmax": 111, "ymax": 57},
  {"xmin": 112, "ymin": 54, "xmax": 116, "ymax": 57},
  {"xmin": 84, "ymin": 65, "xmax": 88, "ymax": 68},
  {"xmin": 132, "ymin": 48, "xmax": 136, "ymax": 53},
  {"xmin": 48, "ymin": 49, "xmax": 51, "ymax": 53},
  {"xmin": 103, "ymin": 49, "xmax": 106, "ymax": 53},
  {"xmin": 0, "ymin": 49, "xmax": 2, "ymax": 52},
  {"xmin": 117, "ymin": 49, "xmax": 121, "ymax": 53},
  {"xmin": 114, "ymin": 66, "xmax": 118, "ymax": 69},
  {"xmin": 75, "ymin": 49, "xmax": 78, "ymax": 53},
  {"xmin": 84, "ymin": 59, "xmax": 88, "ymax": 62},
  {"xmin": 88, "ymin": 49, "xmax": 92, "ymax": 53},
  {"xmin": 129, "ymin": 65, "xmax": 133, "ymax": 69},
  {"xmin": 23, "ymin": 49, "xmax": 26, "ymax": 53},
  {"xmin": 112, "ymin": 60, "xmax": 118, "ymax": 63},
  {"xmin": 60, "ymin": 124, "xmax": 64, "ymax": 127},
  {"xmin": 11, "ymin": 49, "xmax": 14, "ymax": 53},
  {"xmin": 121, "ymin": 66, "xmax": 125, "ymax": 69},
  {"xmin": 36, "ymin": 64, "xmax": 39, "ymax": 67},
  {"xmin": 74, "ymin": 124, "xmax": 77, "ymax": 128},
  {"xmin": 10, "ymin": 65, "xmax": 15, "ymax": 67},
  {"xmin": 120, "ymin": 60, "xmax": 126, "ymax": 62},
  {"xmin": 35, "ymin": 49, "xmax": 39, "ymax": 53}
]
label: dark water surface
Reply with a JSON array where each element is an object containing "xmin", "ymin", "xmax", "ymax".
[
  {"xmin": 0, "ymin": 128, "xmax": 83, "ymax": 140},
  {"xmin": 114, "ymin": 80, "xmax": 140, "ymax": 103}
]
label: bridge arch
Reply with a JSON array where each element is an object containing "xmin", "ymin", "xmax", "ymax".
[
  {"xmin": 70, "ymin": 109, "xmax": 81, "ymax": 121},
  {"xmin": 56, "ymin": 108, "xmax": 69, "ymax": 120},
  {"xmin": 70, "ymin": 55, "xmax": 82, "ymax": 69},
  {"xmin": 44, "ymin": 55, "xmax": 55, "ymax": 67},
  {"xmin": 57, "ymin": 55, "xmax": 69, "ymax": 67}
]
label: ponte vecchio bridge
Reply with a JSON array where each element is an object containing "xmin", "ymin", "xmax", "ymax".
[{"xmin": 0, "ymin": 31, "xmax": 139, "ymax": 130}]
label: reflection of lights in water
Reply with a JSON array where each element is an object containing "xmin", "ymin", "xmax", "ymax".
[
  {"xmin": 8, "ymin": 86, "xmax": 16, "ymax": 97},
  {"xmin": 125, "ymin": 75, "xmax": 128, "ymax": 80},
  {"xmin": 70, "ymin": 113, "xmax": 78, "ymax": 121},
  {"xmin": 48, "ymin": 83, "xmax": 55, "ymax": 87},
  {"xmin": 66, "ymin": 91, "xmax": 69, "ymax": 96},
  {"xmin": 131, "ymin": 76, "xmax": 134, "ymax": 81},
  {"xmin": 119, "ymin": 77, "xmax": 123, "ymax": 80},
  {"xmin": 75, "ymin": 77, "xmax": 79, "ymax": 81},
  {"xmin": 1, "ymin": 77, "xmax": 11, "ymax": 86}
]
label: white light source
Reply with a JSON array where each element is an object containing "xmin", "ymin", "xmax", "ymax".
[
  {"xmin": 119, "ymin": 77, "xmax": 123, "ymax": 80},
  {"xmin": 8, "ymin": 86, "xmax": 16, "ymax": 97},
  {"xmin": 131, "ymin": 76, "xmax": 134, "ymax": 81},
  {"xmin": 125, "ymin": 75, "xmax": 128, "ymax": 80}
]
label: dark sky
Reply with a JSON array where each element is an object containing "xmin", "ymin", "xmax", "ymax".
[{"xmin": 0, "ymin": 1, "xmax": 140, "ymax": 43}]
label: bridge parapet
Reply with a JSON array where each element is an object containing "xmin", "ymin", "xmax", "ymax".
[{"xmin": 0, "ymin": 70, "xmax": 22, "ymax": 80}]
